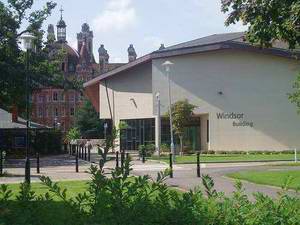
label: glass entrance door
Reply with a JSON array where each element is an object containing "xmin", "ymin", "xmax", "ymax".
[{"xmin": 120, "ymin": 118, "xmax": 155, "ymax": 150}]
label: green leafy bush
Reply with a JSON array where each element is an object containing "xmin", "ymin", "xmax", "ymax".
[
  {"xmin": 0, "ymin": 159, "xmax": 300, "ymax": 225},
  {"xmin": 138, "ymin": 144, "xmax": 156, "ymax": 157}
]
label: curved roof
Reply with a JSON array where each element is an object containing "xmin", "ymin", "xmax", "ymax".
[{"xmin": 50, "ymin": 42, "xmax": 79, "ymax": 60}]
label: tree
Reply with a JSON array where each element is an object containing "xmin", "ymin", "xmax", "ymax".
[
  {"xmin": 167, "ymin": 99, "xmax": 195, "ymax": 155},
  {"xmin": 289, "ymin": 76, "xmax": 300, "ymax": 114},
  {"xmin": 221, "ymin": 0, "xmax": 300, "ymax": 49},
  {"xmin": 65, "ymin": 127, "xmax": 81, "ymax": 143},
  {"xmin": 0, "ymin": 0, "xmax": 62, "ymax": 112},
  {"xmin": 74, "ymin": 98, "xmax": 102, "ymax": 138},
  {"xmin": 221, "ymin": 0, "xmax": 300, "ymax": 112}
]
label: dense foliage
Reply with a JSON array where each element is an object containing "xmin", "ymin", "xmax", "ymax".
[
  {"xmin": 221, "ymin": 0, "xmax": 300, "ymax": 49},
  {"xmin": 0, "ymin": 0, "xmax": 64, "ymax": 112},
  {"xmin": 74, "ymin": 98, "xmax": 102, "ymax": 138},
  {"xmin": 65, "ymin": 127, "xmax": 81, "ymax": 143},
  {"xmin": 1, "ymin": 160, "xmax": 300, "ymax": 225}
]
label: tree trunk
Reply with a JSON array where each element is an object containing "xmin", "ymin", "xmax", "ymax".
[{"xmin": 179, "ymin": 135, "xmax": 183, "ymax": 156}]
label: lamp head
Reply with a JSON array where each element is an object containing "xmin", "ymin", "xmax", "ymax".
[
  {"xmin": 162, "ymin": 60, "xmax": 174, "ymax": 72},
  {"xmin": 155, "ymin": 92, "xmax": 160, "ymax": 99},
  {"xmin": 20, "ymin": 33, "xmax": 35, "ymax": 50}
]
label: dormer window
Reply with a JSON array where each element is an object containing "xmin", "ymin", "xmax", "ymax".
[{"xmin": 68, "ymin": 63, "xmax": 75, "ymax": 72}]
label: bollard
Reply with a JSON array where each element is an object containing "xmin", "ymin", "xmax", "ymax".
[
  {"xmin": 0, "ymin": 149, "xmax": 3, "ymax": 176},
  {"xmin": 84, "ymin": 147, "xmax": 87, "ymax": 161},
  {"xmin": 99, "ymin": 158, "xmax": 104, "ymax": 170},
  {"xmin": 197, "ymin": 152, "xmax": 200, "ymax": 177},
  {"xmin": 142, "ymin": 149, "xmax": 146, "ymax": 163},
  {"xmin": 169, "ymin": 153, "xmax": 173, "ymax": 178},
  {"xmin": 121, "ymin": 150, "xmax": 125, "ymax": 174},
  {"xmin": 36, "ymin": 152, "xmax": 40, "ymax": 174},
  {"xmin": 88, "ymin": 146, "xmax": 91, "ymax": 162},
  {"xmin": 295, "ymin": 148, "xmax": 298, "ymax": 163},
  {"xmin": 126, "ymin": 152, "xmax": 130, "ymax": 161},
  {"xmin": 79, "ymin": 145, "xmax": 82, "ymax": 159},
  {"xmin": 75, "ymin": 152, "xmax": 79, "ymax": 173},
  {"xmin": 116, "ymin": 151, "xmax": 119, "ymax": 169}
]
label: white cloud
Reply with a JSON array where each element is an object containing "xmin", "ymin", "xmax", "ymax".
[{"xmin": 92, "ymin": 0, "xmax": 137, "ymax": 33}]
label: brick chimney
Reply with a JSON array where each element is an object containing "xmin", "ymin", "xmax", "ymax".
[{"xmin": 12, "ymin": 105, "xmax": 18, "ymax": 123}]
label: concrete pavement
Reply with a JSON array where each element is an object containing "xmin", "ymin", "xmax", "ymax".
[{"xmin": 1, "ymin": 154, "xmax": 299, "ymax": 200}]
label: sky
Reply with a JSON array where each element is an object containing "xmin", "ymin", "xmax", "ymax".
[{"xmin": 23, "ymin": 0, "xmax": 245, "ymax": 63}]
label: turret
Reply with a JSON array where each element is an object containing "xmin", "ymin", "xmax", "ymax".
[
  {"xmin": 77, "ymin": 23, "xmax": 95, "ymax": 63},
  {"xmin": 57, "ymin": 7, "xmax": 67, "ymax": 43},
  {"xmin": 128, "ymin": 44, "xmax": 137, "ymax": 62},
  {"xmin": 98, "ymin": 44, "xmax": 109, "ymax": 74}
]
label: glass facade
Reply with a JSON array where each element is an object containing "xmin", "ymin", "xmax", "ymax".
[
  {"xmin": 120, "ymin": 118, "xmax": 155, "ymax": 150},
  {"xmin": 120, "ymin": 117, "xmax": 201, "ymax": 151}
]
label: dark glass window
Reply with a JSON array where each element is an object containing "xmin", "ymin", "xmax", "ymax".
[{"xmin": 120, "ymin": 118, "xmax": 155, "ymax": 151}]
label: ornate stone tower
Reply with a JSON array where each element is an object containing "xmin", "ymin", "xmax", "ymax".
[
  {"xmin": 98, "ymin": 44, "xmax": 109, "ymax": 74},
  {"xmin": 56, "ymin": 7, "xmax": 67, "ymax": 43},
  {"xmin": 77, "ymin": 23, "xmax": 95, "ymax": 63},
  {"xmin": 47, "ymin": 24, "xmax": 56, "ymax": 44}
]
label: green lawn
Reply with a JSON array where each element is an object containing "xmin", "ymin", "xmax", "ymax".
[
  {"xmin": 227, "ymin": 170, "xmax": 300, "ymax": 190},
  {"xmin": 273, "ymin": 162, "xmax": 300, "ymax": 167},
  {"xmin": 5, "ymin": 180, "xmax": 89, "ymax": 200},
  {"xmin": 150, "ymin": 153, "xmax": 296, "ymax": 164}
]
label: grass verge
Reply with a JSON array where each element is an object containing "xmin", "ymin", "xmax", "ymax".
[
  {"xmin": 5, "ymin": 180, "xmax": 89, "ymax": 200},
  {"xmin": 150, "ymin": 154, "xmax": 296, "ymax": 164},
  {"xmin": 227, "ymin": 170, "xmax": 300, "ymax": 190}
]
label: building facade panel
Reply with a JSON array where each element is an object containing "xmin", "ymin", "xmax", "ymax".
[{"xmin": 152, "ymin": 49, "xmax": 300, "ymax": 151}]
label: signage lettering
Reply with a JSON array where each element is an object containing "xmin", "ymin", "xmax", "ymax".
[{"xmin": 216, "ymin": 112, "xmax": 253, "ymax": 127}]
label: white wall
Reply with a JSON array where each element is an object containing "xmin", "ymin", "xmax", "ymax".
[
  {"xmin": 152, "ymin": 50, "xmax": 300, "ymax": 151},
  {"xmin": 99, "ymin": 62, "xmax": 154, "ymax": 125}
]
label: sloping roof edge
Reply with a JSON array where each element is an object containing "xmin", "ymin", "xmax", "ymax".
[{"xmin": 84, "ymin": 37, "xmax": 300, "ymax": 88}]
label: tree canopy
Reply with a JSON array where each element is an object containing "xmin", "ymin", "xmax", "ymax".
[
  {"xmin": 221, "ymin": 0, "xmax": 300, "ymax": 49},
  {"xmin": 0, "ymin": 0, "xmax": 63, "ymax": 112},
  {"xmin": 167, "ymin": 99, "xmax": 195, "ymax": 154},
  {"xmin": 74, "ymin": 98, "xmax": 102, "ymax": 138}
]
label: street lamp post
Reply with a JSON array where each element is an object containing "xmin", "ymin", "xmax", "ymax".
[
  {"xmin": 156, "ymin": 92, "xmax": 161, "ymax": 157},
  {"xmin": 162, "ymin": 61, "xmax": 175, "ymax": 162},
  {"xmin": 104, "ymin": 122, "xmax": 108, "ymax": 140},
  {"xmin": 20, "ymin": 33, "xmax": 35, "ymax": 184}
]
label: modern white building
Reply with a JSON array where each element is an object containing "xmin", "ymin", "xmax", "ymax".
[{"xmin": 84, "ymin": 32, "xmax": 300, "ymax": 152}]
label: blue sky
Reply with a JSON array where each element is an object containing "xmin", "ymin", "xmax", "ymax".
[{"xmin": 27, "ymin": 0, "xmax": 245, "ymax": 63}]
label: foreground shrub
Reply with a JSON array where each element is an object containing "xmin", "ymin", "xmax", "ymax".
[{"xmin": 0, "ymin": 159, "xmax": 300, "ymax": 225}]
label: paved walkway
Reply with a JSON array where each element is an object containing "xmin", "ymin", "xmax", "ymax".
[
  {"xmin": 131, "ymin": 160, "xmax": 299, "ymax": 199},
  {"xmin": 1, "ymin": 154, "xmax": 299, "ymax": 200}
]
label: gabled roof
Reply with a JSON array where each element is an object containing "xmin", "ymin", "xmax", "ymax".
[
  {"xmin": 156, "ymin": 32, "xmax": 245, "ymax": 53},
  {"xmin": 84, "ymin": 32, "xmax": 300, "ymax": 88}
]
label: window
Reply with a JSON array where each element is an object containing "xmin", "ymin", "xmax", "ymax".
[
  {"xmin": 61, "ymin": 107, "xmax": 65, "ymax": 117},
  {"xmin": 207, "ymin": 120, "xmax": 209, "ymax": 143},
  {"xmin": 54, "ymin": 108, "xmax": 58, "ymax": 117},
  {"xmin": 47, "ymin": 94, "xmax": 51, "ymax": 102},
  {"xmin": 68, "ymin": 63, "xmax": 75, "ymax": 72},
  {"xmin": 61, "ymin": 62, "xmax": 65, "ymax": 71},
  {"xmin": 60, "ymin": 92, "xmax": 64, "ymax": 102},
  {"xmin": 38, "ymin": 107, "xmax": 43, "ymax": 118},
  {"xmin": 38, "ymin": 95, "xmax": 43, "ymax": 103},
  {"xmin": 53, "ymin": 92, "xmax": 58, "ymax": 101},
  {"xmin": 70, "ymin": 107, "xmax": 75, "ymax": 116}
]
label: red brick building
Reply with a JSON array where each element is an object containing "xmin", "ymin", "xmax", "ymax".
[{"xmin": 31, "ymin": 11, "xmax": 125, "ymax": 132}]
